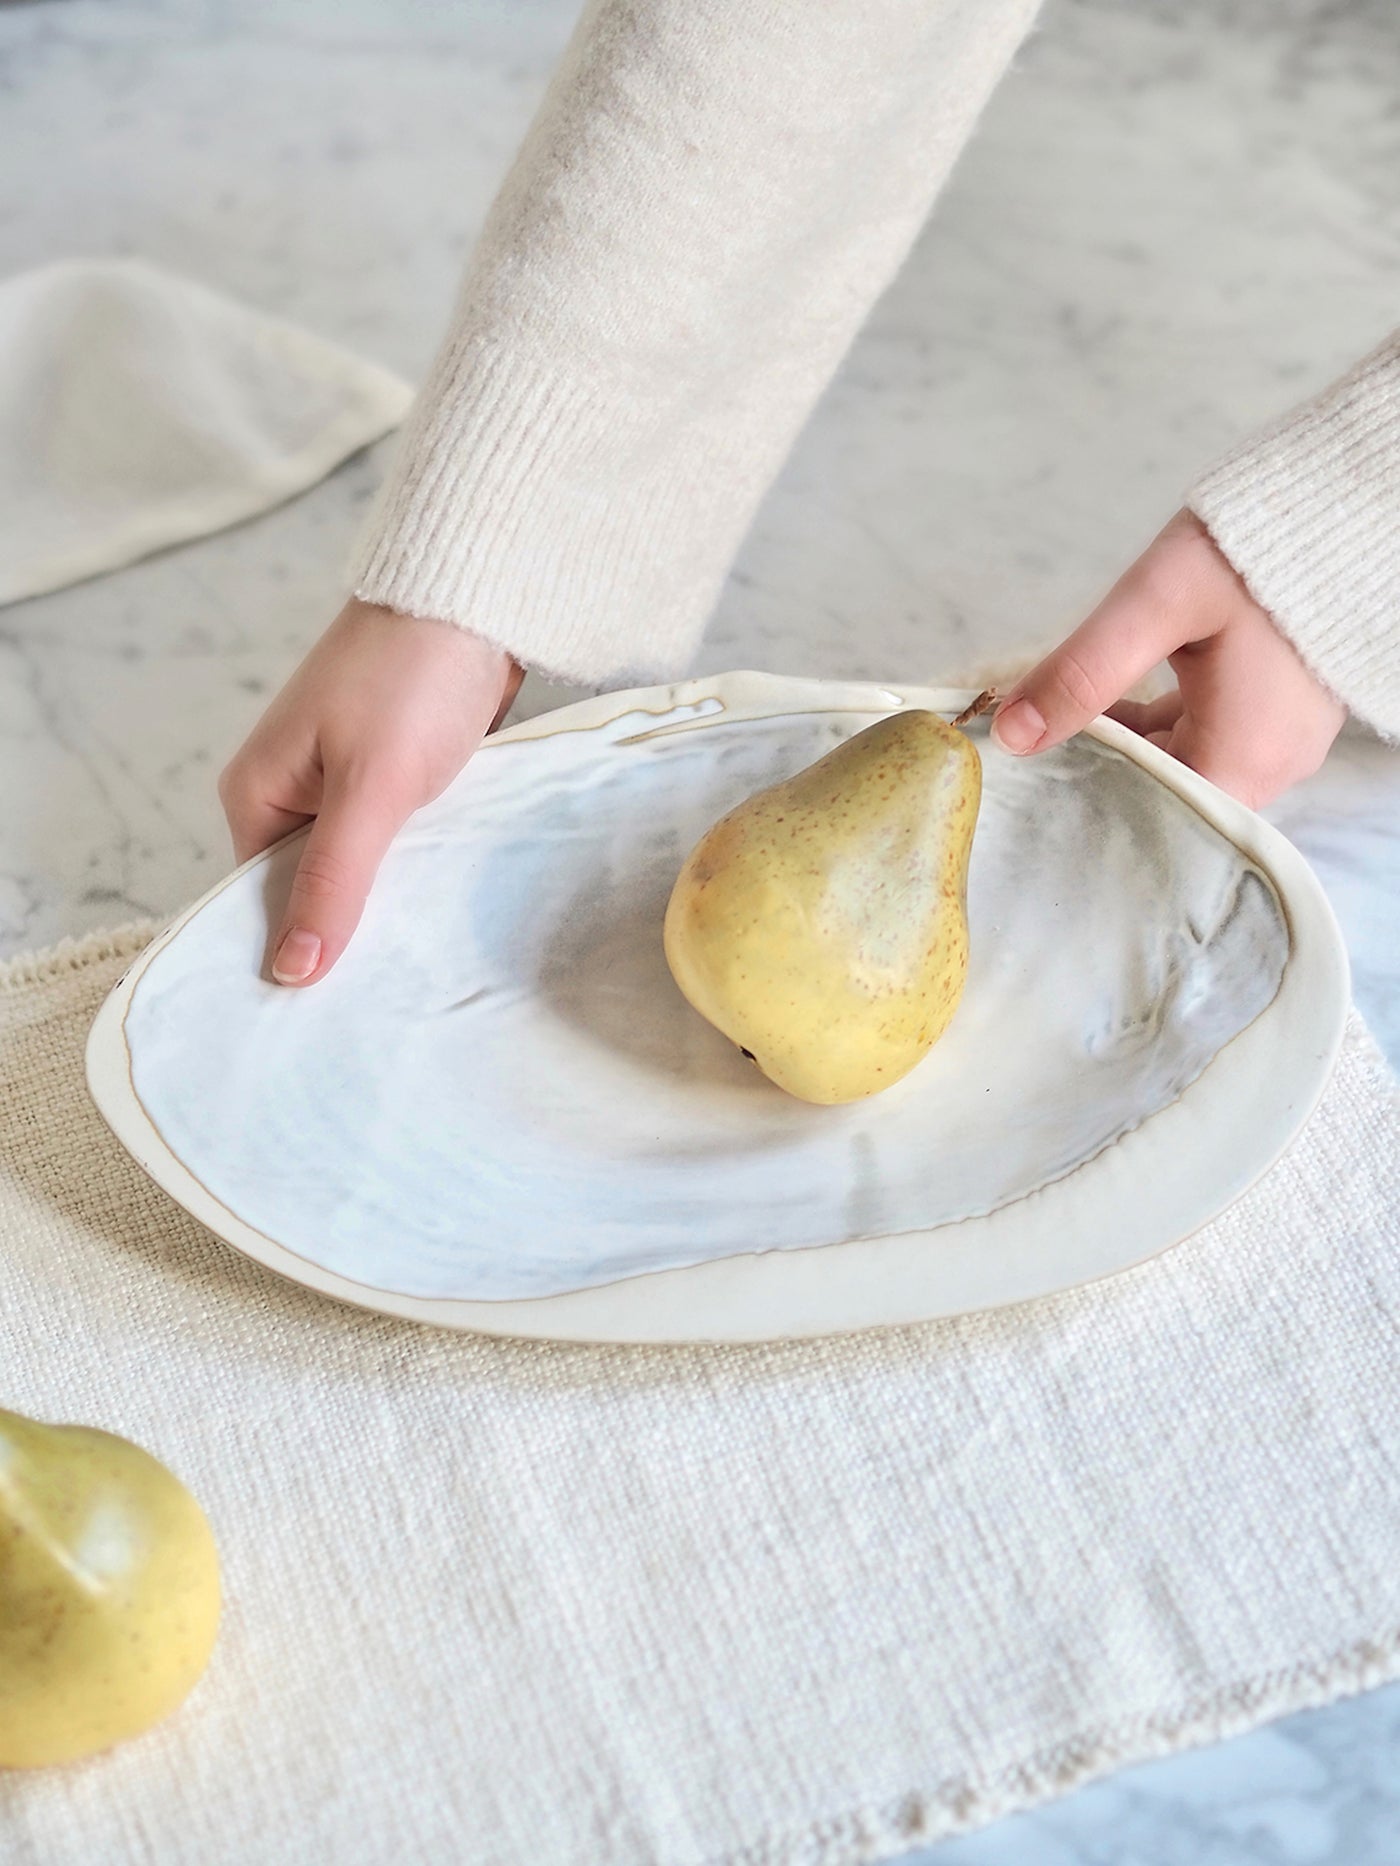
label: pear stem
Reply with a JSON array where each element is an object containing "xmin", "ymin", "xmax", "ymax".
[{"xmin": 951, "ymin": 688, "xmax": 997, "ymax": 729}]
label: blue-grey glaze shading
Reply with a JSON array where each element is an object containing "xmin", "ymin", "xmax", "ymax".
[{"xmin": 125, "ymin": 708, "xmax": 1288, "ymax": 1301}]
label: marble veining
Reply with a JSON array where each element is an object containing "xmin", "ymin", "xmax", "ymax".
[{"xmin": 3, "ymin": 0, "xmax": 1398, "ymax": 1857}]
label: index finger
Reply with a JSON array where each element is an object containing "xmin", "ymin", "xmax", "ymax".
[{"xmin": 219, "ymin": 767, "xmax": 312, "ymax": 868}]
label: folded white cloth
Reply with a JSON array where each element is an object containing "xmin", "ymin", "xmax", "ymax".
[
  {"xmin": 0, "ymin": 259, "xmax": 412, "ymax": 606},
  {"xmin": 2, "ymin": 930, "xmax": 1399, "ymax": 1866}
]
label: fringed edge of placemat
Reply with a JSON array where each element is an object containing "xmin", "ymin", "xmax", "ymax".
[
  {"xmin": 0, "ymin": 921, "xmax": 158, "ymax": 993},
  {"xmin": 721, "ymin": 1626, "xmax": 1400, "ymax": 1866}
]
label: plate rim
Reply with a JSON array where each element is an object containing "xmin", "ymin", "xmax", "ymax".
[{"xmin": 84, "ymin": 671, "xmax": 1351, "ymax": 1343}]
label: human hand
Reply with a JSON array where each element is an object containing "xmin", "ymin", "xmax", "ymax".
[
  {"xmin": 219, "ymin": 598, "xmax": 524, "ymax": 986},
  {"xmin": 990, "ymin": 509, "xmax": 1346, "ymax": 809}
]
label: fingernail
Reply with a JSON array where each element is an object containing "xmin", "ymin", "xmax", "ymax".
[
  {"xmin": 991, "ymin": 697, "xmax": 1047, "ymax": 755},
  {"xmin": 272, "ymin": 928, "xmax": 321, "ymax": 984}
]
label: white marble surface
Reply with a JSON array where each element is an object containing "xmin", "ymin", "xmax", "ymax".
[{"xmin": 2, "ymin": 0, "xmax": 1398, "ymax": 1857}]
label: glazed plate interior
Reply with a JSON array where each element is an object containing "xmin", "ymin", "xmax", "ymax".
[{"xmin": 86, "ymin": 674, "xmax": 1349, "ymax": 1341}]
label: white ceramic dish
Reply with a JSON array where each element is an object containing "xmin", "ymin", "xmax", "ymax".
[{"xmin": 86, "ymin": 674, "xmax": 1349, "ymax": 1342}]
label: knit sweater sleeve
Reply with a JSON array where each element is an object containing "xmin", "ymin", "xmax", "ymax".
[
  {"xmin": 1188, "ymin": 329, "xmax": 1400, "ymax": 742},
  {"xmin": 351, "ymin": 0, "xmax": 1041, "ymax": 688}
]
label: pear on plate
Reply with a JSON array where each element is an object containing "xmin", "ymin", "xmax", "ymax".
[
  {"xmin": 0, "ymin": 1408, "xmax": 221, "ymax": 1768},
  {"xmin": 664, "ymin": 705, "xmax": 983, "ymax": 1104}
]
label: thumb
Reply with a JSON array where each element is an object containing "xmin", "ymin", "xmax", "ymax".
[
  {"xmin": 993, "ymin": 599, "xmax": 1183, "ymax": 758},
  {"xmin": 993, "ymin": 515, "xmax": 1221, "ymax": 757},
  {"xmin": 269, "ymin": 773, "xmax": 411, "ymax": 987}
]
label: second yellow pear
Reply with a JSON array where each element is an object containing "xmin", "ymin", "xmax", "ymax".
[{"xmin": 0, "ymin": 1408, "xmax": 221, "ymax": 1769}]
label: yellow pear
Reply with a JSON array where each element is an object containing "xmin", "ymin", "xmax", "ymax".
[
  {"xmin": 664, "ymin": 707, "xmax": 982, "ymax": 1104},
  {"xmin": 0, "ymin": 1409, "xmax": 221, "ymax": 1768}
]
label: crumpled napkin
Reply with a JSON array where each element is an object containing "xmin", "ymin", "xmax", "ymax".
[{"xmin": 0, "ymin": 257, "xmax": 412, "ymax": 605}]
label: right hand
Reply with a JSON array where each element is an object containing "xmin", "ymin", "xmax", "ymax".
[
  {"xmin": 218, "ymin": 598, "xmax": 524, "ymax": 986},
  {"xmin": 991, "ymin": 509, "xmax": 1346, "ymax": 809}
]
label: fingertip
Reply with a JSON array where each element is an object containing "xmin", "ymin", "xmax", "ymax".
[
  {"xmin": 1106, "ymin": 693, "xmax": 1184, "ymax": 740},
  {"xmin": 271, "ymin": 927, "xmax": 322, "ymax": 986},
  {"xmin": 990, "ymin": 696, "xmax": 1048, "ymax": 756}
]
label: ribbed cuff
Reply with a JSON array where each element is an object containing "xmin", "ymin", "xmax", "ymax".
[
  {"xmin": 1188, "ymin": 330, "xmax": 1400, "ymax": 742},
  {"xmin": 350, "ymin": 335, "xmax": 738, "ymax": 689}
]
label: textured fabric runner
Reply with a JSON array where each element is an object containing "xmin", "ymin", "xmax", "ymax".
[{"xmin": 3, "ymin": 928, "xmax": 1399, "ymax": 1866}]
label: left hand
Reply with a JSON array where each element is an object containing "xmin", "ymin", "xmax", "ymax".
[
  {"xmin": 218, "ymin": 599, "xmax": 524, "ymax": 987},
  {"xmin": 991, "ymin": 509, "xmax": 1347, "ymax": 809}
]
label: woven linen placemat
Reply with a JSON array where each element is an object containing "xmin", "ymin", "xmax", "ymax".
[{"xmin": 3, "ymin": 927, "xmax": 1399, "ymax": 1866}]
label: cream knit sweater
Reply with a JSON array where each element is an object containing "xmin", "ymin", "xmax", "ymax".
[{"xmin": 352, "ymin": 0, "xmax": 1400, "ymax": 741}]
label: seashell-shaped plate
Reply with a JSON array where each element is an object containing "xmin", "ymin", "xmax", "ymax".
[{"xmin": 87, "ymin": 675, "xmax": 1349, "ymax": 1342}]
